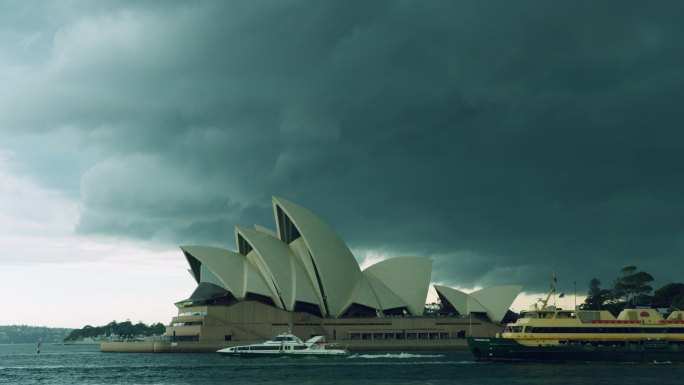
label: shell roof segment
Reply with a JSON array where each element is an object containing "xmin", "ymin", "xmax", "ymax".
[
  {"xmin": 363, "ymin": 257, "xmax": 433, "ymax": 315},
  {"xmin": 272, "ymin": 196, "xmax": 363, "ymax": 318},
  {"xmin": 434, "ymin": 285, "xmax": 522, "ymax": 323},
  {"xmin": 362, "ymin": 272, "xmax": 407, "ymax": 311},
  {"xmin": 471, "ymin": 285, "xmax": 523, "ymax": 323},
  {"xmin": 180, "ymin": 246, "xmax": 247, "ymax": 298}
]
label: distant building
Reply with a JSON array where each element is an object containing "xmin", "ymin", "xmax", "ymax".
[{"xmin": 164, "ymin": 197, "xmax": 521, "ymax": 350}]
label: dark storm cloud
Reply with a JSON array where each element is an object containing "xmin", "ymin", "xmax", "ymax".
[{"xmin": 2, "ymin": 1, "xmax": 683, "ymax": 292}]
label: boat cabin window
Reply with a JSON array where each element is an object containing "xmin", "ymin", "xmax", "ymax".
[
  {"xmin": 524, "ymin": 312, "xmax": 553, "ymax": 319},
  {"xmin": 255, "ymin": 346, "xmax": 282, "ymax": 351},
  {"xmin": 523, "ymin": 311, "xmax": 576, "ymax": 319}
]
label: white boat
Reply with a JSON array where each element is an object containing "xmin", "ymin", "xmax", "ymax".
[{"xmin": 217, "ymin": 333, "xmax": 349, "ymax": 357}]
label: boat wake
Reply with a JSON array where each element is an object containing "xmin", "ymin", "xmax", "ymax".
[{"xmin": 348, "ymin": 352, "xmax": 444, "ymax": 359}]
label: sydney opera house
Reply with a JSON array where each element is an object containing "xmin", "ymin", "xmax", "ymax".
[{"xmin": 161, "ymin": 196, "xmax": 522, "ymax": 351}]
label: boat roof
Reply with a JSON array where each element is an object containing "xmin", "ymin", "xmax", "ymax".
[
  {"xmin": 264, "ymin": 333, "xmax": 305, "ymax": 344},
  {"xmin": 520, "ymin": 307, "xmax": 684, "ymax": 322}
]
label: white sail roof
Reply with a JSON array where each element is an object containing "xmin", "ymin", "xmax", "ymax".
[
  {"xmin": 236, "ymin": 227, "xmax": 295, "ymax": 310},
  {"xmin": 364, "ymin": 257, "xmax": 432, "ymax": 315},
  {"xmin": 179, "ymin": 196, "xmax": 435, "ymax": 319},
  {"xmin": 471, "ymin": 285, "xmax": 523, "ymax": 323},
  {"xmin": 180, "ymin": 246, "xmax": 247, "ymax": 299},
  {"xmin": 434, "ymin": 284, "xmax": 522, "ymax": 323},
  {"xmin": 254, "ymin": 224, "xmax": 277, "ymax": 237},
  {"xmin": 363, "ymin": 272, "xmax": 407, "ymax": 311},
  {"xmin": 273, "ymin": 196, "xmax": 363, "ymax": 317},
  {"xmin": 349, "ymin": 276, "xmax": 382, "ymax": 311}
]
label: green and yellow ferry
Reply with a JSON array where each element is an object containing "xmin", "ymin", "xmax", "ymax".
[{"xmin": 467, "ymin": 291, "xmax": 684, "ymax": 362}]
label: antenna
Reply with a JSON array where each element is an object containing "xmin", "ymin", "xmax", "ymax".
[{"xmin": 535, "ymin": 270, "xmax": 556, "ymax": 310}]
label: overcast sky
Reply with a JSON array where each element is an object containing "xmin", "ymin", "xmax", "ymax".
[{"xmin": 1, "ymin": 1, "xmax": 683, "ymax": 328}]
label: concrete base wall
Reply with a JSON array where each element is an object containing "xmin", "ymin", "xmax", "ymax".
[
  {"xmin": 101, "ymin": 341, "xmax": 229, "ymax": 353},
  {"xmin": 165, "ymin": 301, "xmax": 502, "ymax": 342},
  {"xmin": 102, "ymin": 301, "xmax": 501, "ymax": 353}
]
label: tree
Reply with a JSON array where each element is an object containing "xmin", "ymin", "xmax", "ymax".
[
  {"xmin": 149, "ymin": 323, "xmax": 166, "ymax": 336},
  {"xmin": 63, "ymin": 320, "xmax": 167, "ymax": 342},
  {"xmin": 580, "ymin": 267, "xmax": 682, "ymax": 316},
  {"xmin": 652, "ymin": 283, "xmax": 684, "ymax": 310},
  {"xmin": 611, "ymin": 265, "xmax": 654, "ymax": 306},
  {"xmin": 117, "ymin": 321, "xmax": 134, "ymax": 338},
  {"xmin": 581, "ymin": 278, "xmax": 612, "ymax": 310}
]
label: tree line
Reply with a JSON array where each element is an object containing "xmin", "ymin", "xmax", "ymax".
[
  {"xmin": 0, "ymin": 325, "xmax": 71, "ymax": 344},
  {"xmin": 581, "ymin": 265, "xmax": 684, "ymax": 316},
  {"xmin": 63, "ymin": 320, "xmax": 166, "ymax": 342}
]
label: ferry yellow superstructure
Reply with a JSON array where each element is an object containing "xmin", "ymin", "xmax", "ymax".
[
  {"xmin": 467, "ymin": 274, "xmax": 684, "ymax": 362},
  {"xmin": 503, "ymin": 308, "xmax": 684, "ymax": 346}
]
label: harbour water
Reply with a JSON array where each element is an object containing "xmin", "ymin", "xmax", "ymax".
[{"xmin": 1, "ymin": 344, "xmax": 682, "ymax": 385}]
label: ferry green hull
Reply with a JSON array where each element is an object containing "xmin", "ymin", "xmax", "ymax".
[{"xmin": 467, "ymin": 337, "xmax": 684, "ymax": 363}]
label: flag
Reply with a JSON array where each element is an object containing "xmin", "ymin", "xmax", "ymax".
[{"xmin": 558, "ymin": 293, "xmax": 565, "ymax": 298}]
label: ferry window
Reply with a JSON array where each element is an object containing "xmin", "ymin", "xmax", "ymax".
[{"xmin": 577, "ymin": 311, "xmax": 601, "ymax": 322}]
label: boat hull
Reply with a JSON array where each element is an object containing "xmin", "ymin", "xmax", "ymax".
[
  {"xmin": 466, "ymin": 337, "xmax": 684, "ymax": 363},
  {"xmin": 216, "ymin": 333, "xmax": 349, "ymax": 358},
  {"xmin": 217, "ymin": 350, "xmax": 348, "ymax": 358}
]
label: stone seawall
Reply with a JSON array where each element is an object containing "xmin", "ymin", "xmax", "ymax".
[
  {"xmin": 101, "ymin": 341, "xmax": 226, "ymax": 353},
  {"xmin": 101, "ymin": 339, "xmax": 469, "ymax": 353}
]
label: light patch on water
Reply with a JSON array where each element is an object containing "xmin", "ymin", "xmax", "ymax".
[
  {"xmin": 650, "ymin": 360, "xmax": 672, "ymax": 365},
  {"xmin": 349, "ymin": 352, "xmax": 444, "ymax": 359}
]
